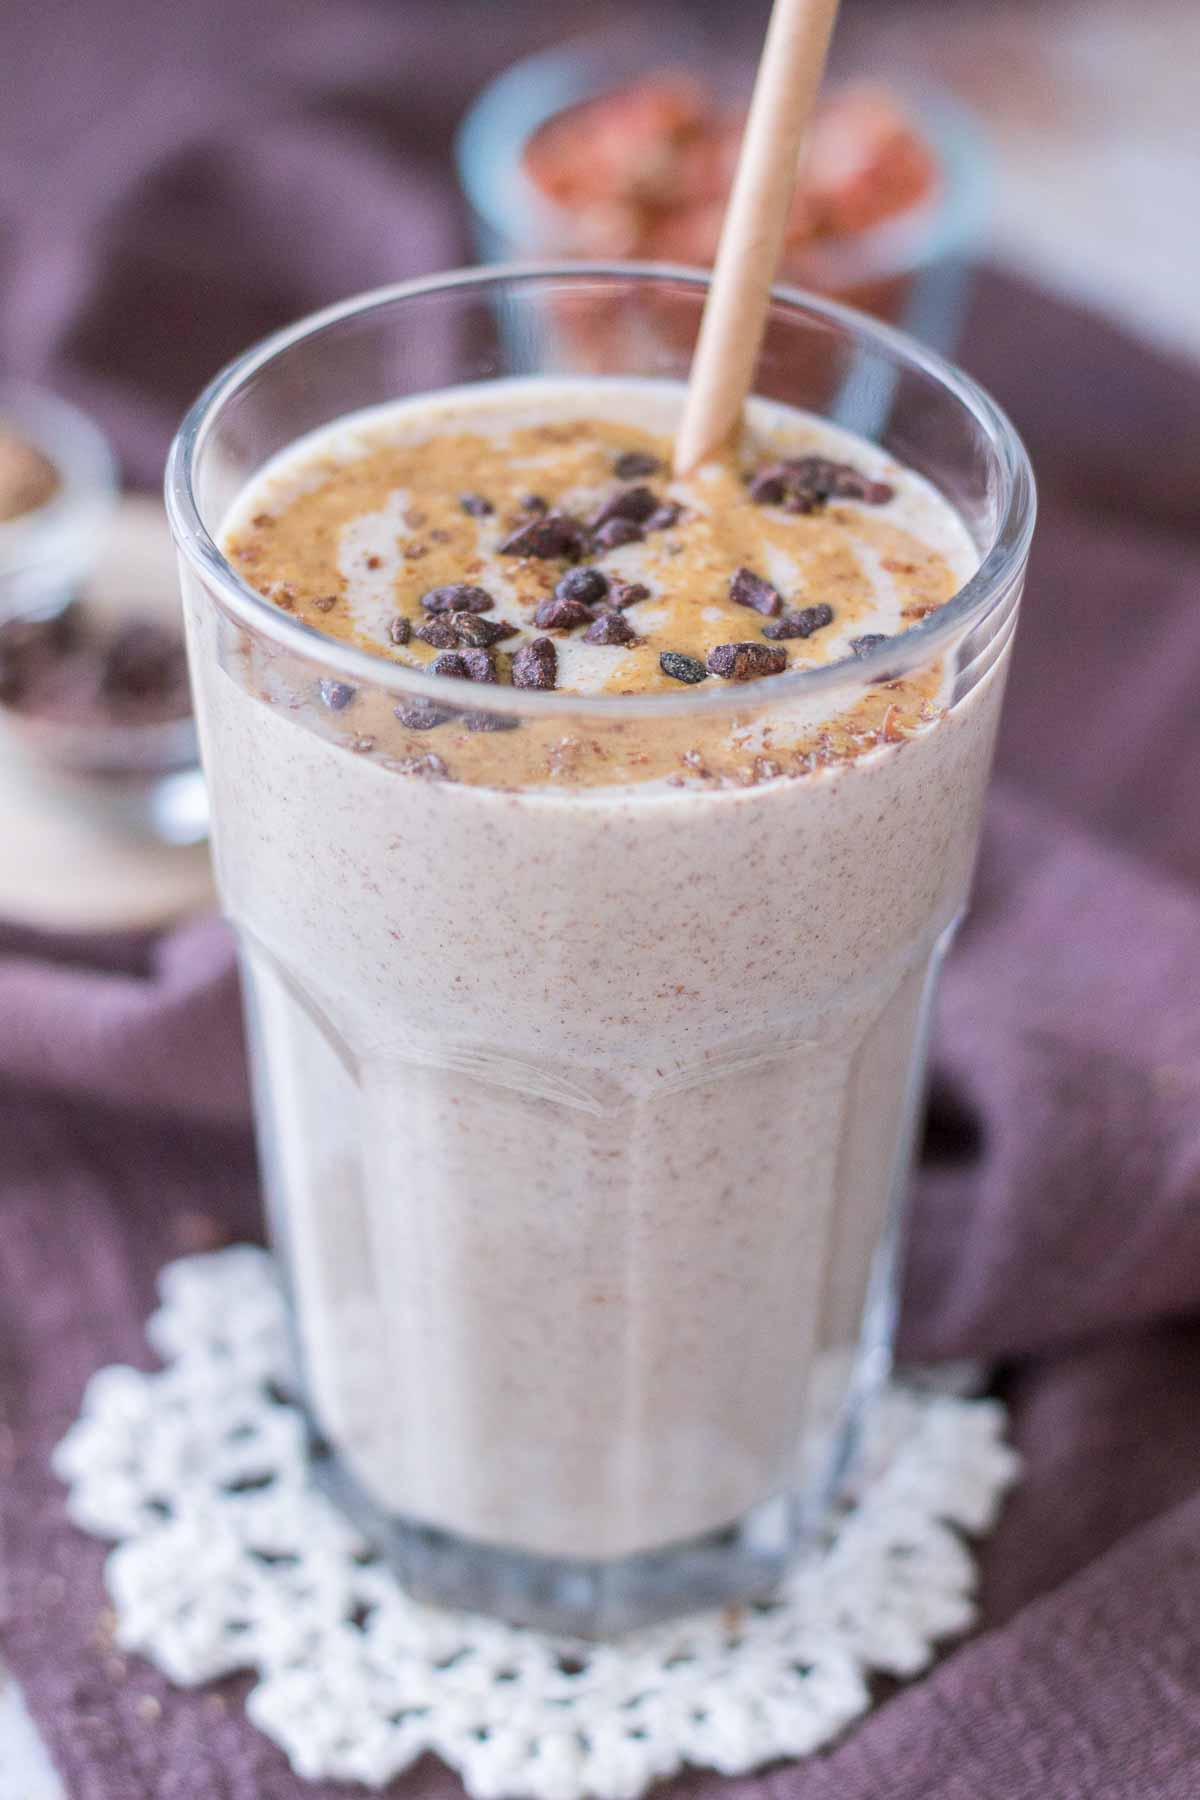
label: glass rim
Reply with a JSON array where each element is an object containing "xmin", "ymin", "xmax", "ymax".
[
  {"xmin": 454, "ymin": 39, "xmax": 990, "ymax": 289},
  {"xmin": 165, "ymin": 261, "xmax": 1035, "ymax": 724}
]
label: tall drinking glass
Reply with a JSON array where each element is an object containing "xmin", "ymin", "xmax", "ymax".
[{"xmin": 166, "ymin": 266, "xmax": 1034, "ymax": 1637}]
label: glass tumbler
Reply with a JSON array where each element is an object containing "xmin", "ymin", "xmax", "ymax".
[{"xmin": 166, "ymin": 266, "xmax": 1034, "ymax": 1636}]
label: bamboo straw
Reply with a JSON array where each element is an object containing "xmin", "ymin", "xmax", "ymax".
[{"xmin": 673, "ymin": 0, "xmax": 842, "ymax": 475}]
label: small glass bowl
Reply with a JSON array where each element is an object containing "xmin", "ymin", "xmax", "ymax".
[
  {"xmin": 0, "ymin": 382, "xmax": 118, "ymax": 624},
  {"xmin": 455, "ymin": 32, "xmax": 989, "ymax": 356},
  {"xmin": 0, "ymin": 389, "xmax": 206, "ymax": 846}
]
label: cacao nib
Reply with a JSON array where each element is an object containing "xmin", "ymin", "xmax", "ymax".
[
  {"xmin": 534, "ymin": 595, "xmax": 594, "ymax": 631},
  {"xmin": 583, "ymin": 611, "xmax": 636, "ymax": 646},
  {"xmin": 729, "ymin": 566, "xmax": 782, "ymax": 616},
  {"xmin": 464, "ymin": 709, "xmax": 519, "ymax": 733},
  {"xmin": 762, "ymin": 604, "xmax": 835, "ymax": 640},
  {"xmin": 451, "ymin": 613, "xmax": 518, "ymax": 648},
  {"xmin": 706, "ymin": 642, "xmax": 788, "ymax": 681},
  {"xmin": 590, "ymin": 485, "xmax": 659, "ymax": 529},
  {"xmin": 419, "ymin": 583, "xmax": 494, "ymax": 614},
  {"xmin": 317, "ymin": 679, "xmax": 356, "ymax": 710},
  {"xmin": 416, "ymin": 615, "xmax": 458, "ymax": 648},
  {"xmin": 747, "ymin": 468, "xmax": 786, "ymax": 504},
  {"xmin": 749, "ymin": 456, "xmax": 895, "ymax": 513},
  {"xmin": 591, "ymin": 516, "xmax": 644, "ymax": 551},
  {"xmin": 460, "ymin": 648, "xmax": 498, "ymax": 683},
  {"xmin": 613, "ymin": 449, "xmax": 661, "ymax": 479},
  {"xmin": 395, "ymin": 699, "xmax": 451, "ymax": 731},
  {"xmin": 659, "ymin": 651, "xmax": 708, "ymax": 685},
  {"xmin": 511, "ymin": 636, "xmax": 558, "ymax": 690},
  {"xmin": 432, "ymin": 648, "xmax": 497, "ymax": 684},
  {"xmin": 499, "ymin": 511, "xmax": 589, "ymax": 560},
  {"xmin": 555, "ymin": 566, "xmax": 609, "ymax": 606}
]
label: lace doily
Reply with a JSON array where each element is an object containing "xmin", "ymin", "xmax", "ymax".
[{"xmin": 54, "ymin": 1247, "xmax": 1018, "ymax": 1799}]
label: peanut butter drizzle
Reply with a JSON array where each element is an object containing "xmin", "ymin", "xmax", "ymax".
[{"xmin": 222, "ymin": 415, "xmax": 961, "ymax": 791}]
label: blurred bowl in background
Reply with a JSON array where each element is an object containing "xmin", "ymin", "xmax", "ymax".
[
  {"xmin": 0, "ymin": 387, "xmax": 206, "ymax": 848},
  {"xmin": 456, "ymin": 31, "xmax": 989, "ymax": 355},
  {"xmin": 0, "ymin": 382, "xmax": 117, "ymax": 625}
]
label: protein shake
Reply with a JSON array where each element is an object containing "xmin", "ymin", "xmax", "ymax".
[{"xmin": 169, "ymin": 269, "xmax": 1032, "ymax": 1633}]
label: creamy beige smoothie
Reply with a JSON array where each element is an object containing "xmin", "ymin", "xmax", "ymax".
[{"xmin": 190, "ymin": 377, "xmax": 1009, "ymax": 1568}]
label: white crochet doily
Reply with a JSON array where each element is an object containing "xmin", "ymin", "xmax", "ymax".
[{"xmin": 54, "ymin": 1247, "xmax": 1018, "ymax": 1799}]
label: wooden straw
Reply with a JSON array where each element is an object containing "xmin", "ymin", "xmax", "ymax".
[{"xmin": 673, "ymin": 0, "xmax": 842, "ymax": 475}]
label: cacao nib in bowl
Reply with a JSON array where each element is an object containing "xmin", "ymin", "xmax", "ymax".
[{"xmin": 0, "ymin": 494, "xmax": 207, "ymax": 846}]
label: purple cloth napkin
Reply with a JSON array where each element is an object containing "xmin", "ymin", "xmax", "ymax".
[{"xmin": 3, "ymin": 4, "xmax": 1200, "ymax": 1796}]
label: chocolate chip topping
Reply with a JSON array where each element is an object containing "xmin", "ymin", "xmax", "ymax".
[
  {"xmin": 583, "ymin": 611, "xmax": 636, "ymax": 646},
  {"xmin": 387, "ymin": 615, "xmax": 412, "ymax": 645},
  {"xmin": 426, "ymin": 646, "xmax": 508, "ymax": 729},
  {"xmin": 432, "ymin": 648, "xmax": 497, "ymax": 684},
  {"xmin": 706, "ymin": 642, "xmax": 788, "ymax": 681},
  {"xmin": 749, "ymin": 456, "xmax": 895, "ymax": 513},
  {"xmin": 519, "ymin": 493, "xmax": 549, "ymax": 516},
  {"xmin": 613, "ymin": 449, "xmax": 661, "ymax": 479},
  {"xmin": 318, "ymin": 678, "xmax": 356, "ymax": 710},
  {"xmin": 461, "ymin": 648, "xmax": 498, "ymax": 684},
  {"xmin": 534, "ymin": 594, "xmax": 595, "ymax": 631},
  {"xmin": 450, "ymin": 613, "xmax": 518, "ymax": 648},
  {"xmin": 415, "ymin": 615, "xmax": 458, "ymax": 648},
  {"xmin": 466, "ymin": 712, "xmax": 519, "ymax": 733},
  {"xmin": 645, "ymin": 500, "xmax": 682, "ymax": 532},
  {"xmin": 761, "ymin": 603, "xmax": 835, "ymax": 640},
  {"xmin": 459, "ymin": 492, "xmax": 493, "ymax": 517},
  {"xmin": 591, "ymin": 517, "xmax": 644, "ymax": 551},
  {"xmin": 659, "ymin": 651, "xmax": 708, "ymax": 685},
  {"xmin": 395, "ymin": 699, "xmax": 451, "ymax": 731},
  {"xmin": 729, "ymin": 566, "xmax": 782, "ymax": 616},
  {"xmin": 511, "ymin": 636, "xmax": 558, "ymax": 690},
  {"xmin": 850, "ymin": 633, "xmax": 889, "ymax": 656},
  {"xmin": 419, "ymin": 583, "xmax": 494, "ymax": 614},
  {"xmin": 499, "ymin": 511, "xmax": 589, "ymax": 560},
  {"xmin": 555, "ymin": 566, "xmax": 609, "ymax": 606},
  {"xmin": 610, "ymin": 580, "xmax": 650, "ymax": 608},
  {"xmin": 590, "ymin": 484, "xmax": 659, "ymax": 529},
  {"xmin": 415, "ymin": 611, "xmax": 518, "ymax": 649},
  {"xmin": 746, "ymin": 469, "xmax": 787, "ymax": 505}
]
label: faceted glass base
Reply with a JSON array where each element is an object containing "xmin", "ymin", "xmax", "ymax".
[
  {"xmin": 303, "ymin": 1360, "xmax": 885, "ymax": 1639},
  {"xmin": 314, "ymin": 1453, "xmax": 806, "ymax": 1639}
]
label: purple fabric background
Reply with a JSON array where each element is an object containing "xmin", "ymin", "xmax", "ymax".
[{"xmin": 3, "ymin": 3, "xmax": 1200, "ymax": 1796}]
